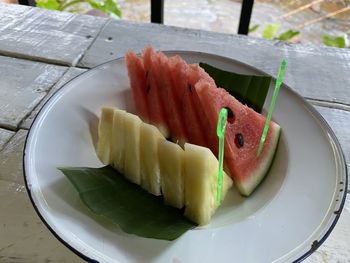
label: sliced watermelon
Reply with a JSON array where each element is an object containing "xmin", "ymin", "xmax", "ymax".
[
  {"xmin": 125, "ymin": 51, "xmax": 149, "ymax": 122},
  {"xmin": 156, "ymin": 52, "xmax": 187, "ymax": 144},
  {"xmin": 195, "ymin": 80, "xmax": 281, "ymax": 196},
  {"xmin": 142, "ymin": 46, "xmax": 169, "ymax": 137},
  {"xmin": 187, "ymin": 64, "xmax": 215, "ymax": 86},
  {"xmin": 168, "ymin": 56, "xmax": 207, "ymax": 147},
  {"xmin": 186, "ymin": 64, "xmax": 216, "ymax": 150},
  {"xmin": 125, "ymin": 48, "xmax": 281, "ymax": 196}
]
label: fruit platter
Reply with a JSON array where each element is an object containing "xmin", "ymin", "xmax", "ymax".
[{"xmin": 23, "ymin": 49, "xmax": 347, "ymax": 262}]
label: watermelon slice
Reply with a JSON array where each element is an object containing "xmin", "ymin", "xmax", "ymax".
[
  {"xmin": 125, "ymin": 51, "xmax": 149, "ymax": 122},
  {"xmin": 168, "ymin": 56, "xmax": 207, "ymax": 147},
  {"xmin": 142, "ymin": 46, "xmax": 169, "ymax": 137},
  {"xmin": 186, "ymin": 64, "xmax": 217, "ymax": 151},
  {"xmin": 187, "ymin": 64, "xmax": 215, "ymax": 86},
  {"xmin": 195, "ymin": 80, "xmax": 281, "ymax": 196},
  {"xmin": 156, "ymin": 52, "xmax": 187, "ymax": 144}
]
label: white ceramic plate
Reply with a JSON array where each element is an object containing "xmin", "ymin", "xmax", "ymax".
[{"xmin": 24, "ymin": 52, "xmax": 347, "ymax": 263}]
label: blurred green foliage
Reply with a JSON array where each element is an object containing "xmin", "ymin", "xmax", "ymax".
[
  {"xmin": 36, "ymin": 0, "xmax": 122, "ymax": 18},
  {"xmin": 249, "ymin": 23, "xmax": 300, "ymax": 42},
  {"xmin": 322, "ymin": 35, "xmax": 347, "ymax": 48}
]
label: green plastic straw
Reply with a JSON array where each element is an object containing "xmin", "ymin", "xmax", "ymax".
[
  {"xmin": 257, "ymin": 59, "xmax": 287, "ymax": 157},
  {"xmin": 216, "ymin": 108, "xmax": 228, "ymax": 205}
]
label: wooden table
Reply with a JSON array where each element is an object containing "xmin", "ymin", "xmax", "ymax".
[{"xmin": 0, "ymin": 3, "xmax": 349, "ymax": 262}]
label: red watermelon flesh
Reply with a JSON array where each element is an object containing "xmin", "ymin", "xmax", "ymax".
[
  {"xmin": 195, "ymin": 80, "xmax": 281, "ymax": 196},
  {"xmin": 125, "ymin": 51, "xmax": 149, "ymax": 122},
  {"xmin": 125, "ymin": 48, "xmax": 280, "ymax": 196},
  {"xmin": 187, "ymin": 64, "xmax": 215, "ymax": 86},
  {"xmin": 186, "ymin": 64, "xmax": 216, "ymax": 151},
  {"xmin": 168, "ymin": 56, "xmax": 207, "ymax": 147},
  {"xmin": 156, "ymin": 52, "xmax": 187, "ymax": 144},
  {"xmin": 142, "ymin": 46, "xmax": 169, "ymax": 137}
]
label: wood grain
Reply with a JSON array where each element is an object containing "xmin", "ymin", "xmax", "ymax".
[
  {"xmin": 0, "ymin": 56, "xmax": 67, "ymax": 130},
  {"xmin": 0, "ymin": 130, "xmax": 27, "ymax": 184},
  {"xmin": 20, "ymin": 67, "xmax": 87, "ymax": 129},
  {"xmin": 0, "ymin": 3, "xmax": 106, "ymax": 66},
  {"xmin": 0, "ymin": 128, "xmax": 14, "ymax": 151},
  {"xmin": 0, "ymin": 129, "xmax": 82, "ymax": 261},
  {"xmin": 0, "ymin": 179, "xmax": 82, "ymax": 262}
]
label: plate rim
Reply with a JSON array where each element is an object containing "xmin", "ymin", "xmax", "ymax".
[{"xmin": 22, "ymin": 50, "xmax": 348, "ymax": 263}]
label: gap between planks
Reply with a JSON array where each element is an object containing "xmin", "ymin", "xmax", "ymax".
[
  {"xmin": 0, "ymin": 17, "xmax": 109, "ymax": 69},
  {"xmin": 75, "ymin": 18, "xmax": 111, "ymax": 68}
]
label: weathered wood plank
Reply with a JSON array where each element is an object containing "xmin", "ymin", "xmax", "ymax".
[
  {"xmin": 0, "ymin": 179, "xmax": 82, "ymax": 262},
  {"xmin": 312, "ymin": 105, "xmax": 350, "ymax": 166},
  {"xmin": 79, "ymin": 19, "xmax": 350, "ymax": 106},
  {"xmin": 305, "ymin": 194, "xmax": 350, "ymax": 263},
  {"xmin": 0, "ymin": 3, "xmax": 107, "ymax": 66},
  {"xmin": 0, "ymin": 130, "xmax": 27, "ymax": 184},
  {"xmin": 0, "ymin": 128, "xmax": 14, "ymax": 152},
  {"xmin": 0, "ymin": 129, "xmax": 82, "ymax": 261},
  {"xmin": 0, "ymin": 56, "xmax": 67, "ymax": 130},
  {"xmin": 20, "ymin": 67, "xmax": 87, "ymax": 129}
]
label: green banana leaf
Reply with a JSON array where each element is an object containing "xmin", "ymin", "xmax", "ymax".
[
  {"xmin": 199, "ymin": 63, "xmax": 272, "ymax": 113},
  {"xmin": 59, "ymin": 166, "xmax": 196, "ymax": 241}
]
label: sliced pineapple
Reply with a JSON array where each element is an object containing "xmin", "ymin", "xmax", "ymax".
[
  {"xmin": 97, "ymin": 106, "xmax": 233, "ymax": 226},
  {"xmin": 96, "ymin": 106, "xmax": 115, "ymax": 164},
  {"xmin": 123, "ymin": 112, "xmax": 142, "ymax": 185},
  {"xmin": 110, "ymin": 109, "xmax": 126, "ymax": 173},
  {"xmin": 158, "ymin": 140, "xmax": 185, "ymax": 209},
  {"xmin": 183, "ymin": 143, "xmax": 233, "ymax": 225},
  {"xmin": 140, "ymin": 123, "xmax": 165, "ymax": 196}
]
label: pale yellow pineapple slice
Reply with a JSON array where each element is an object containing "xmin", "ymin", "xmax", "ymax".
[
  {"xmin": 96, "ymin": 106, "xmax": 115, "ymax": 165},
  {"xmin": 158, "ymin": 140, "xmax": 185, "ymax": 209},
  {"xmin": 140, "ymin": 123, "xmax": 165, "ymax": 196},
  {"xmin": 123, "ymin": 112, "xmax": 142, "ymax": 185},
  {"xmin": 183, "ymin": 143, "xmax": 233, "ymax": 225},
  {"xmin": 110, "ymin": 109, "xmax": 126, "ymax": 173}
]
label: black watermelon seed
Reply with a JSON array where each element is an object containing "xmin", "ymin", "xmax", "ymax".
[
  {"xmin": 146, "ymin": 85, "xmax": 151, "ymax": 94},
  {"xmin": 188, "ymin": 84, "xmax": 192, "ymax": 92},
  {"xmin": 235, "ymin": 133, "xmax": 244, "ymax": 148},
  {"xmin": 224, "ymin": 107, "xmax": 235, "ymax": 124}
]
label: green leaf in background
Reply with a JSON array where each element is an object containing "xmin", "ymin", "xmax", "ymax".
[
  {"xmin": 276, "ymin": 29, "xmax": 300, "ymax": 41},
  {"xmin": 249, "ymin": 24, "xmax": 260, "ymax": 33},
  {"xmin": 322, "ymin": 35, "xmax": 347, "ymax": 48},
  {"xmin": 59, "ymin": 166, "xmax": 196, "ymax": 240},
  {"xmin": 262, "ymin": 23, "xmax": 281, "ymax": 40},
  {"xmin": 199, "ymin": 63, "xmax": 271, "ymax": 113},
  {"xmin": 88, "ymin": 0, "xmax": 122, "ymax": 19},
  {"xmin": 36, "ymin": 0, "xmax": 62, "ymax": 10}
]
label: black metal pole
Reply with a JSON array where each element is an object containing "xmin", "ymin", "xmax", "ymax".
[
  {"xmin": 238, "ymin": 0, "xmax": 254, "ymax": 35},
  {"xmin": 18, "ymin": 0, "xmax": 36, "ymax": 6},
  {"xmin": 151, "ymin": 0, "xmax": 164, "ymax": 24}
]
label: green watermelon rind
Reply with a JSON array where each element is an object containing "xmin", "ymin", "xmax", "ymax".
[{"xmin": 235, "ymin": 122, "xmax": 281, "ymax": 197}]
